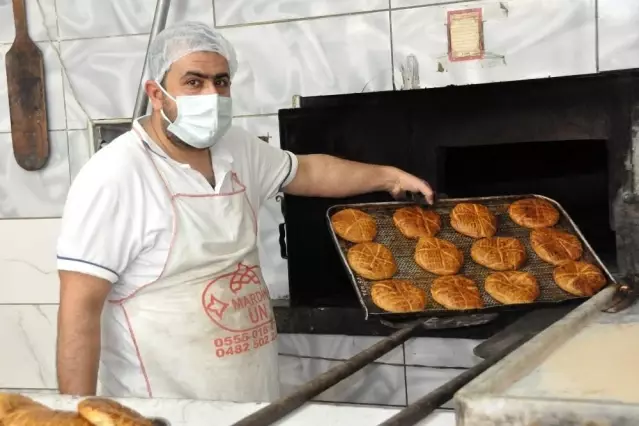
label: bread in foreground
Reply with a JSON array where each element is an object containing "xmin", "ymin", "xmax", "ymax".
[
  {"xmin": 471, "ymin": 237, "xmax": 527, "ymax": 271},
  {"xmin": 371, "ymin": 280, "xmax": 427, "ymax": 313},
  {"xmin": 414, "ymin": 236, "xmax": 464, "ymax": 276},
  {"xmin": 392, "ymin": 206, "xmax": 441, "ymax": 239},
  {"xmin": 450, "ymin": 203, "xmax": 497, "ymax": 238},
  {"xmin": 485, "ymin": 271, "xmax": 539, "ymax": 304},
  {"xmin": 530, "ymin": 227, "xmax": 583, "ymax": 265},
  {"xmin": 553, "ymin": 260, "xmax": 606, "ymax": 297},
  {"xmin": 3, "ymin": 408, "xmax": 92, "ymax": 426},
  {"xmin": 431, "ymin": 275, "xmax": 484, "ymax": 310},
  {"xmin": 508, "ymin": 198, "xmax": 560, "ymax": 229},
  {"xmin": 331, "ymin": 208, "xmax": 377, "ymax": 243},
  {"xmin": 0, "ymin": 393, "xmax": 47, "ymax": 419},
  {"xmin": 347, "ymin": 242, "xmax": 397, "ymax": 280}
]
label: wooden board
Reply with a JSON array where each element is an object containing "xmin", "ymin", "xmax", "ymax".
[{"xmin": 5, "ymin": 0, "xmax": 50, "ymax": 171}]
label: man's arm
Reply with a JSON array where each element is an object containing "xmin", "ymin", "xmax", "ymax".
[
  {"xmin": 57, "ymin": 271, "xmax": 111, "ymax": 395},
  {"xmin": 283, "ymin": 154, "xmax": 434, "ymax": 203}
]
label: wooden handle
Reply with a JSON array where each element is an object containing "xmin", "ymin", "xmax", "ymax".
[{"xmin": 12, "ymin": 0, "xmax": 28, "ymax": 37}]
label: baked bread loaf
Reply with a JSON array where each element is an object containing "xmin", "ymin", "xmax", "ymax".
[
  {"xmin": 3, "ymin": 408, "xmax": 92, "ymax": 426},
  {"xmin": 392, "ymin": 206, "xmax": 441, "ymax": 239},
  {"xmin": 450, "ymin": 203, "xmax": 497, "ymax": 238},
  {"xmin": 331, "ymin": 208, "xmax": 377, "ymax": 243},
  {"xmin": 370, "ymin": 280, "xmax": 427, "ymax": 313},
  {"xmin": 553, "ymin": 261, "xmax": 606, "ymax": 297},
  {"xmin": 470, "ymin": 237, "xmax": 527, "ymax": 271},
  {"xmin": 0, "ymin": 393, "xmax": 47, "ymax": 419},
  {"xmin": 430, "ymin": 275, "xmax": 484, "ymax": 310},
  {"xmin": 414, "ymin": 237, "xmax": 464, "ymax": 276},
  {"xmin": 530, "ymin": 228, "xmax": 583, "ymax": 265},
  {"xmin": 347, "ymin": 242, "xmax": 397, "ymax": 280},
  {"xmin": 78, "ymin": 398, "xmax": 152, "ymax": 426},
  {"xmin": 508, "ymin": 198, "xmax": 560, "ymax": 229},
  {"xmin": 485, "ymin": 271, "xmax": 539, "ymax": 304}
]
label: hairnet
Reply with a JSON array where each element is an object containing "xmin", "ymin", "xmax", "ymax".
[{"xmin": 146, "ymin": 21, "xmax": 238, "ymax": 83}]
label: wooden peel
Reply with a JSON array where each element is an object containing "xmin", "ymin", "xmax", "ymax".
[{"xmin": 5, "ymin": 0, "xmax": 50, "ymax": 171}]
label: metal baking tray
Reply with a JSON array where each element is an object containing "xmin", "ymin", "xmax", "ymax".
[
  {"xmin": 454, "ymin": 285, "xmax": 639, "ymax": 426},
  {"xmin": 326, "ymin": 194, "xmax": 614, "ymax": 320}
]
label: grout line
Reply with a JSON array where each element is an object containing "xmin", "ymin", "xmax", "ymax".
[
  {"xmin": 594, "ymin": 0, "xmax": 600, "ymax": 73},
  {"xmin": 212, "ymin": 0, "xmax": 218, "ymax": 27},
  {"xmin": 402, "ymin": 342, "xmax": 409, "ymax": 405},
  {"xmin": 215, "ymin": 8, "xmax": 390, "ymax": 29},
  {"xmin": 277, "ymin": 352, "xmax": 471, "ymax": 370},
  {"xmin": 0, "ymin": 32, "xmax": 150, "ymax": 47},
  {"xmin": 313, "ymin": 399, "xmax": 406, "ymax": 408},
  {"xmin": 389, "ymin": 0, "xmax": 397, "ymax": 91},
  {"xmin": 233, "ymin": 113, "xmax": 279, "ymax": 119}
]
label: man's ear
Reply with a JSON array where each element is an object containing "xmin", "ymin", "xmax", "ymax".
[{"xmin": 145, "ymin": 80, "xmax": 164, "ymax": 111}]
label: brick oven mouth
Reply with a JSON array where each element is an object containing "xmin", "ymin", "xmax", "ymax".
[{"xmin": 438, "ymin": 138, "xmax": 616, "ymax": 269}]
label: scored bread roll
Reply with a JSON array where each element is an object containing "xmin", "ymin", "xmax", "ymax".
[
  {"xmin": 392, "ymin": 206, "xmax": 441, "ymax": 239},
  {"xmin": 414, "ymin": 237, "xmax": 464, "ymax": 276},
  {"xmin": 508, "ymin": 198, "xmax": 560, "ymax": 229},
  {"xmin": 3, "ymin": 408, "xmax": 92, "ymax": 426},
  {"xmin": 450, "ymin": 203, "xmax": 497, "ymax": 238},
  {"xmin": 553, "ymin": 261, "xmax": 606, "ymax": 297},
  {"xmin": 430, "ymin": 275, "xmax": 484, "ymax": 310},
  {"xmin": 78, "ymin": 398, "xmax": 153, "ymax": 426},
  {"xmin": 485, "ymin": 271, "xmax": 539, "ymax": 304},
  {"xmin": 370, "ymin": 280, "xmax": 427, "ymax": 313},
  {"xmin": 331, "ymin": 208, "xmax": 377, "ymax": 243},
  {"xmin": 347, "ymin": 242, "xmax": 397, "ymax": 280},
  {"xmin": 0, "ymin": 393, "xmax": 47, "ymax": 419},
  {"xmin": 530, "ymin": 228, "xmax": 583, "ymax": 265},
  {"xmin": 470, "ymin": 237, "xmax": 527, "ymax": 271}
]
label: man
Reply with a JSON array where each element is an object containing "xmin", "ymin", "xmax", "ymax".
[{"xmin": 56, "ymin": 22, "xmax": 433, "ymax": 403}]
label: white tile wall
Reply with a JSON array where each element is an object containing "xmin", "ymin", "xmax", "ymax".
[
  {"xmin": 406, "ymin": 366, "xmax": 465, "ymax": 408},
  {"xmin": 0, "ymin": 132, "xmax": 70, "ymax": 218},
  {"xmin": 404, "ymin": 338, "xmax": 482, "ymax": 368},
  {"xmin": 391, "ymin": 0, "xmax": 596, "ymax": 88},
  {"xmin": 0, "ymin": 0, "xmax": 58, "ymax": 43},
  {"xmin": 0, "ymin": 219, "xmax": 61, "ymax": 303},
  {"xmin": 0, "ymin": 305, "xmax": 58, "ymax": 389},
  {"xmin": 222, "ymin": 11, "xmax": 393, "ymax": 116},
  {"xmin": 598, "ymin": 0, "xmax": 639, "ymax": 72},
  {"xmin": 215, "ymin": 0, "xmax": 388, "ymax": 27},
  {"xmin": 56, "ymin": 0, "xmax": 214, "ymax": 39},
  {"xmin": 279, "ymin": 354, "xmax": 407, "ymax": 406}
]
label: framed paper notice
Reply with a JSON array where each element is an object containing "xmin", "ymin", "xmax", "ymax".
[{"xmin": 447, "ymin": 8, "xmax": 484, "ymax": 62}]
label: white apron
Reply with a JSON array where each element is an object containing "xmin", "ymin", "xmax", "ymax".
[{"xmin": 98, "ymin": 131, "xmax": 280, "ymax": 402}]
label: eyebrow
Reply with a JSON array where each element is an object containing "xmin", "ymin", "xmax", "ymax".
[{"xmin": 182, "ymin": 71, "xmax": 230, "ymax": 80}]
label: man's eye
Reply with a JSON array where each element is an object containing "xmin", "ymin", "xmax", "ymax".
[
  {"xmin": 215, "ymin": 79, "xmax": 230, "ymax": 87},
  {"xmin": 186, "ymin": 79, "xmax": 201, "ymax": 87}
]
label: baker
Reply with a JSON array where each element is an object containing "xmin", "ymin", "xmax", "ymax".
[{"xmin": 56, "ymin": 21, "xmax": 434, "ymax": 403}]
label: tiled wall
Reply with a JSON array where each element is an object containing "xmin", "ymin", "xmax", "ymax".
[{"xmin": 0, "ymin": 0, "xmax": 635, "ymax": 405}]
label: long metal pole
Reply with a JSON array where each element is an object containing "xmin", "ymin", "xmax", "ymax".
[
  {"xmin": 132, "ymin": 0, "xmax": 171, "ymax": 119},
  {"xmin": 231, "ymin": 322, "xmax": 423, "ymax": 426}
]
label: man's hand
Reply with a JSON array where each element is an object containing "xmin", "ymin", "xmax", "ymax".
[
  {"xmin": 57, "ymin": 271, "xmax": 110, "ymax": 396},
  {"xmin": 383, "ymin": 167, "xmax": 435, "ymax": 204}
]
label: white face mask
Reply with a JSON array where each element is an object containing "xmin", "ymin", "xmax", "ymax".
[{"xmin": 158, "ymin": 84, "xmax": 233, "ymax": 149}]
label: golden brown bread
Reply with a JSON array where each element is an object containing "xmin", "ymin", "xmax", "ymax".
[
  {"xmin": 77, "ymin": 398, "xmax": 152, "ymax": 426},
  {"xmin": 331, "ymin": 208, "xmax": 377, "ymax": 243},
  {"xmin": 347, "ymin": 242, "xmax": 397, "ymax": 280},
  {"xmin": 430, "ymin": 275, "xmax": 484, "ymax": 310},
  {"xmin": 414, "ymin": 237, "xmax": 464, "ymax": 276},
  {"xmin": 484, "ymin": 271, "xmax": 539, "ymax": 304},
  {"xmin": 392, "ymin": 206, "xmax": 441, "ymax": 239},
  {"xmin": 450, "ymin": 203, "xmax": 497, "ymax": 238},
  {"xmin": 3, "ymin": 408, "xmax": 92, "ymax": 426},
  {"xmin": 553, "ymin": 261, "xmax": 606, "ymax": 297},
  {"xmin": 530, "ymin": 228, "xmax": 583, "ymax": 265},
  {"xmin": 370, "ymin": 280, "xmax": 427, "ymax": 313},
  {"xmin": 0, "ymin": 393, "xmax": 47, "ymax": 419},
  {"xmin": 508, "ymin": 198, "xmax": 560, "ymax": 229},
  {"xmin": 470, "ymin": 237, "xmax": 527, "ymax": 271}
]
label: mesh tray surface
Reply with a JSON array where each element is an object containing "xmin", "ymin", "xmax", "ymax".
[{"xmin": 326, "ymin": 195, "xmax": 614, "ymax": 320}]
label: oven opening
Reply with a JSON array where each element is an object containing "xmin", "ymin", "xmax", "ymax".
[{"xmin": 438, "ymin": 139, "xmax": 616, "ymax": 268}]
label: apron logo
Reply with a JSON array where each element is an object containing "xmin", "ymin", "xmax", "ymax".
[{"xmin": 201, "ymin": 262, "xmax": 272, "ymax": 332}]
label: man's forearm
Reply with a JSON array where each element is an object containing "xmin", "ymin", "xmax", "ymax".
[
  {"xmin": 285, "ymin": 154, "xmax": 394, "ymax": 197},
  {"xmin": 56, "ymin": 305, "xmax": 102, "ymax": 395}
]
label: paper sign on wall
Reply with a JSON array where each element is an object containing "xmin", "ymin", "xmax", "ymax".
[{"xmin": 447, "ymin": 8, "xmax": 485, "ymax": 62}]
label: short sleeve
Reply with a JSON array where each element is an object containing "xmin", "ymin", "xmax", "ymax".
[
  {"xmin": 57, "ymin": 166, "xmax": 142, "ymax": 284},
  {"xmin": 243, "ymin": 133, "xmax": 298, "ymax": 205}
]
